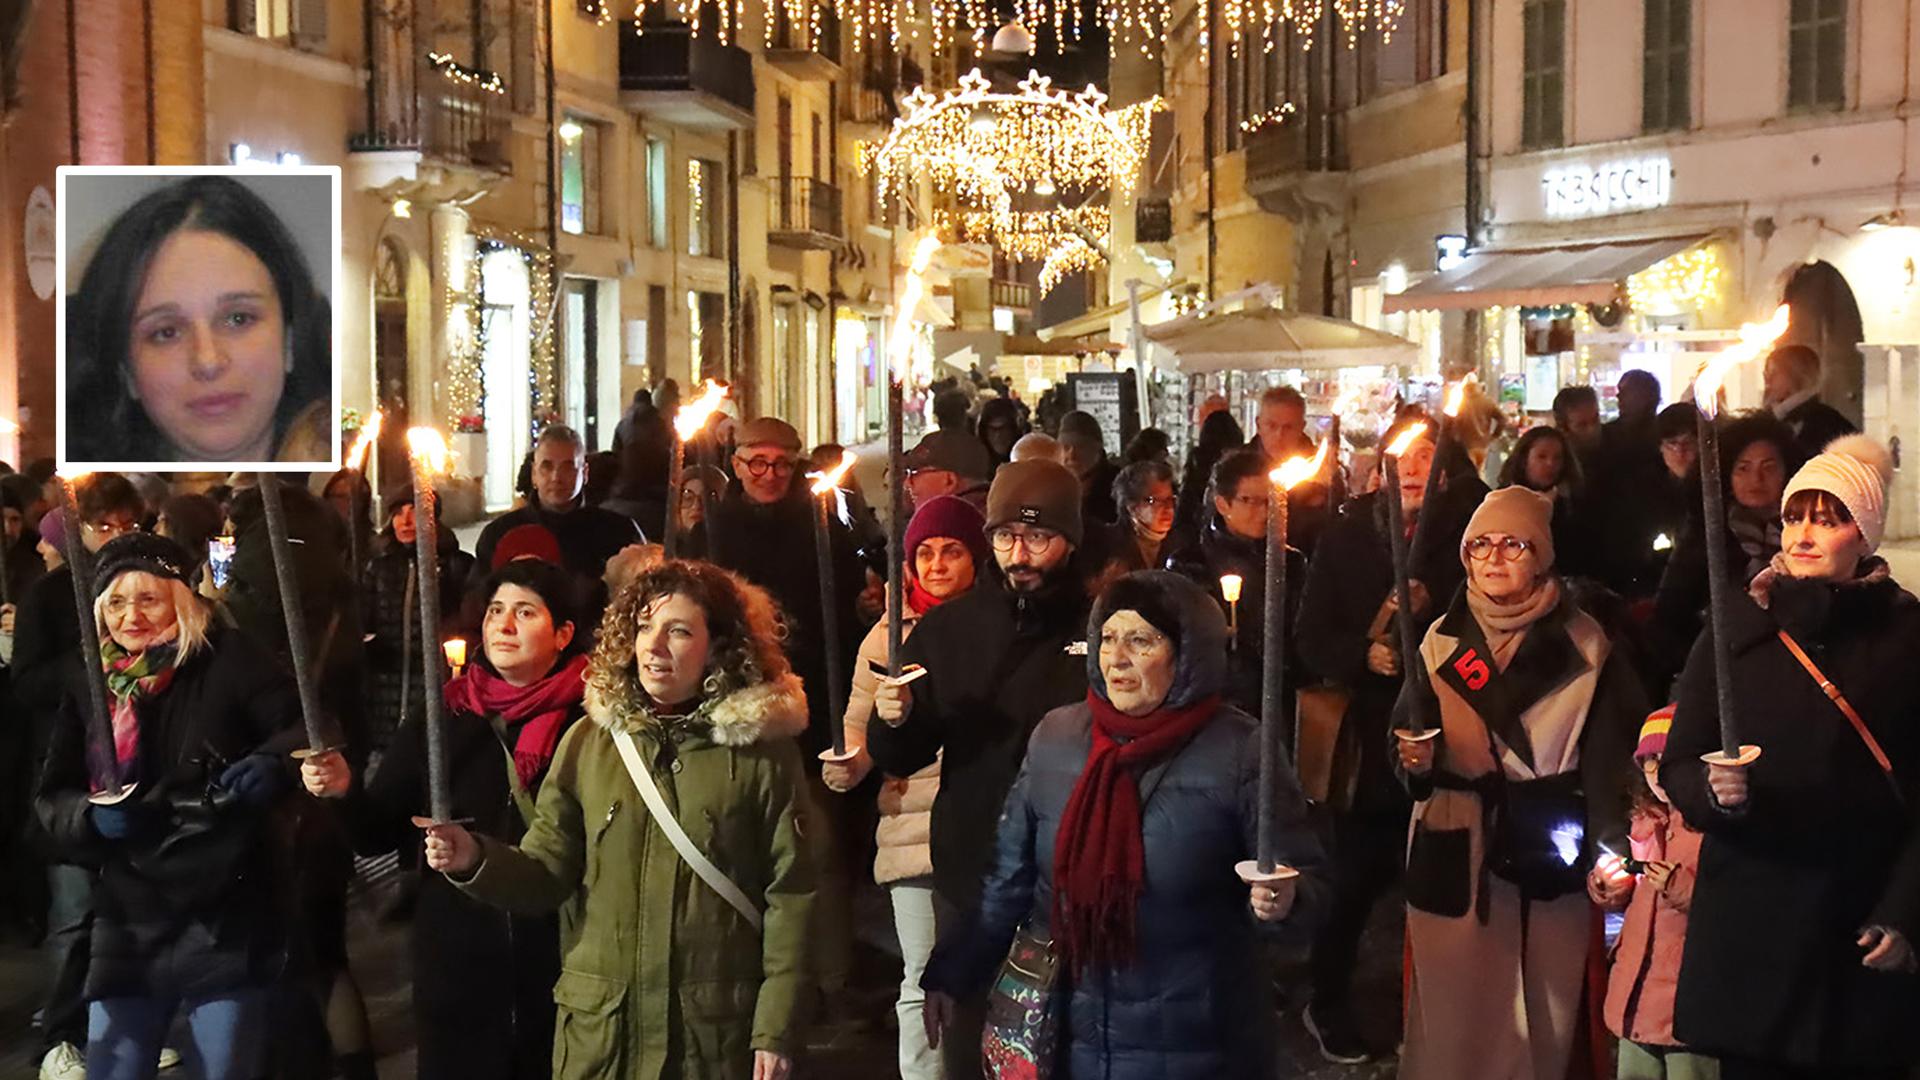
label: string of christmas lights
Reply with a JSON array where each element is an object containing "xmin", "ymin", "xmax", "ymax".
[
  {"xmin": 427, "ymin": 51, "xmax": 506, "ymax": 95},
  {"xmin": 1627, "ymin": 244, "xmax": 1727, "ymax": 317}
]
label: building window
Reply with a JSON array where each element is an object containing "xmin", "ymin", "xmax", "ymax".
[
  {"xmin": 646, "ymin": 138, "xmax": 669, "ymax": 248},
  {"xmin": 1788, "ymin": 0, "xmax": 1846, "ymax": 112},
  {"xmin": 689, "ymin": 158, "xmax": 724, "ymax": 258},
  {"xmin": 1642, "ymin": 0, "xmax": 1690, "ymax": 132},
  {"xmin": 1522, "ymin": 0, "xmax": 1566, "ymax": 150},
  {"xmin": 230, "ymin": 0, "xmax": 326, "ymax": 50},
  {"xmin": 560, "ymin": 116, "xmax": 602, "ymax": 235}
]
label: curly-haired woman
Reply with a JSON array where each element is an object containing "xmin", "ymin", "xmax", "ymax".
[{"xmin": 422, "ymin": 560, "xmax": 819, "ymax": 1080}]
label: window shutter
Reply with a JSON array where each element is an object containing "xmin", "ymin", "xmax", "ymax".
[{"xmin": 291, "ymin": 0, "xmax": 328, "ymax": 51}]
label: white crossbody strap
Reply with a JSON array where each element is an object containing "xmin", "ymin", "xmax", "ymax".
[{"xmin": 612, "ymin": 730, "xmax": 763, "ymax": 930}]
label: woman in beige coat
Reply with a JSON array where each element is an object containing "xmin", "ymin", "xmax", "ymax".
[
  {"xmin": 823, "ymin": 495, "xmax": 988, "ymax": 1080},
  {"xmin": 1393, "ymin": 488, "xmax": 1644, "ymax": 1080}
]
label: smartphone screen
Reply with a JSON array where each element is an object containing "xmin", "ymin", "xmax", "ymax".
[{"xmin": 209, "ymin": 535, "xmax": 236, "ymax": 589}]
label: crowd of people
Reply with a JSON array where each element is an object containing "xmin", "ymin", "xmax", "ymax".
[{"xmin": 1, "ymin": 343, "xmax": 1917, "ymax": 1080}]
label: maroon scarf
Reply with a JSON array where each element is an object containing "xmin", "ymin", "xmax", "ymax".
[
  {"xmin": 907, "ymin": 575, "xmax": 949, "ymax": 616},
  {"xmin": 444, "ymin": 653, "xmax": 589, "ymax": 788},
  {"xmin": 1052, "ymin": 690, "xmax": 1221, "ymax": 976}
]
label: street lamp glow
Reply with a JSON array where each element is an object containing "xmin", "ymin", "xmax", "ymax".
[
  {"xmin": 391, "ymin": 198, "xmax": 412, "ymax": 219},
  {"xmin": 558, "ymin": 119, "xmax": 584, "ymax": 142}
]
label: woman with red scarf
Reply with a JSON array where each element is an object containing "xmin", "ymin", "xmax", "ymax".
[
  {"xmin": 302, "ymin": 558, "xmax": 587, "ymax": 1080},
  {"xmin": 824, "ymin": 494, "xmax": 990, "ymax": 1080},
  {"xmin": 920, "ymin": 570, "xmax": 1327, "ymax": 1079}
]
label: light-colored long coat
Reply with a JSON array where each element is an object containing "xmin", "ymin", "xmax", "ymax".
[{"xmin": 843, "ymin": 609, "xmax": 941, "ymax": 884}]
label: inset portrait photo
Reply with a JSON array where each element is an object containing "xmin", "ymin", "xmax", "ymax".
[{"xmin": 57, "ymin": 166, "xmax": 342, "ymax": 471}]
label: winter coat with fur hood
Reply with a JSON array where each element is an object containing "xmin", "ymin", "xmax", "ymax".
[{"xmin": 454, "ymin": 671, "xmax": 820, "ymax": 1080}]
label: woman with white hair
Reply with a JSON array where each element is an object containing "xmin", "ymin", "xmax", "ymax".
[{"xmin": 35, "ymin": 532, "xmax": 304, "ymax": 1080}]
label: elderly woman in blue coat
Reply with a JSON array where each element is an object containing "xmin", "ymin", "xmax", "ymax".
[{"xmin": 922, "ymin": 570, "xmax": 1327, "ymax": 1078}]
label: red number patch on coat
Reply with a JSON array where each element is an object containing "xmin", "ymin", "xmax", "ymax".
[{"xmin": 1453, "ymin": 649, "xmax": 1491, "ymax": 691}]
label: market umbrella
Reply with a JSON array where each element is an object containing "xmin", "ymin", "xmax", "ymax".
[{"xmin": 1142, "ymin": 302, "xmax": 1419, "ymax": 374}]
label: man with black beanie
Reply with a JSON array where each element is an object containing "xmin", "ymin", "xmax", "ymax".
[{"xmin": 867, "ymin": 459, "xmax": 1092, "ymax": 1080}]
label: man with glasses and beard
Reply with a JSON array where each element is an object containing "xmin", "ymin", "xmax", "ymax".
[{"xmin": 867, "ymin": 459, "xmax": 1092, "ymax": 1080}]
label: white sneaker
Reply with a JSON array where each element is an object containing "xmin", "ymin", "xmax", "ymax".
[
  {"xmin": 156, "ymin": 1047, "xmax": 182, "ymax": 1070},
  {"xmin": 38, "ymin": 1042, "xmax": 84, "ymax": 1080}
]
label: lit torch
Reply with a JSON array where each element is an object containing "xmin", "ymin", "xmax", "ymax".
[
  {"xmin": 344, "ymin": 409, "xmax": 382, "ymax": 588},
  {"xmin": 442, "ymin": 638, "xmax": 467, "ymax": 679},
  {"xmin": 1693, "ymin": 304, "xmax": 1790, "ymax": 769},
  {"xmin": 259, "ymin": 473, "xmax": 333, "ymax": 756},
  {"xmin": 1382, "ymin": 422, "xmax": 1440, "ymax": 744},
  {"xmin": 810, "ymin": 450, "xmax": 859, "ymax": 762},
  {"xmin": 1219, "ymin": 573, "xmax": 1243, "ymax": 646},
  {"xmin": 405, "ymin": 428, "xmax": 455, "ymax": 827},
  {"xmin": 1411, "ymin": 374, "xmax": 1478, "ymax": 564},
  {"xmin": 665, "ymin": 380, "xmax": 728, "ymax": 558},
  {"xmin": 887, "ymin": 235, "xmax": 942, "ymax": 677},
  {"xmin": 1240, "ymin": 439, "xmax": 1329, "ymax": 889},
  {"xmin": 56, "ymin": 471, "xmax": 129, "ymax": 803}
]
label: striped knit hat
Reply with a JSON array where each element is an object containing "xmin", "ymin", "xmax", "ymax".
[
  {"xmin": 1635, "ymin": 705, "xmax": 1674, "ymax": 762},
  {"xmin": 1781, "ymin": 433, "xmax": 1895, "ymax": 552}
]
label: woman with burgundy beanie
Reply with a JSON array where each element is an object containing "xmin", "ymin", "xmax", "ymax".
[
  {"xmin": 921, "ymin": 570, "xmax": 1326, "ymax": 1079},
  {"xmin": 301, "ymin": 558, "xmax": 588, "ymax": 1080},
  {"xmin": 824, "ymin": 494, "xmax": 990, "ymax": 1080}
]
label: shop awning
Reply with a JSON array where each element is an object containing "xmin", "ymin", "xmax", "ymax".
[
  {"xmin": 1382, "ymin": 235, "xmax": 1709, "ymax": 313},
  {"xmin": 1142, "ymin": 303, "xmax": 1418, "ymax": 374},
  {"xmin": 1036, "ymin": 283, "xmax": 1172, "ymax": 341}
]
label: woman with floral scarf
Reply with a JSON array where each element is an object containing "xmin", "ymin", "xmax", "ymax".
[{"xmin": 303, "ymin": 557, "xmax": 588, "ymax": 1080}]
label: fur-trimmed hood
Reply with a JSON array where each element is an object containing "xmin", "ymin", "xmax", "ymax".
[{"xmin": 586, "ymin": 671, "xmax": 810, "ymax": 746}]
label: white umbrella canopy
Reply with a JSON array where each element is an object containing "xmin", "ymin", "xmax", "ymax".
[{"xmin": 1142, "ymin": 303, "xmax": 1419, "ymax": 374}]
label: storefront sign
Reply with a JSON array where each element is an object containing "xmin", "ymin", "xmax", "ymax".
[{"xmin": 1541, "ymin": 157, "xmax": 1672, "ymax": 218}]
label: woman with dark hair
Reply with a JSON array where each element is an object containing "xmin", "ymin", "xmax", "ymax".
[
  {"xmin": 301, "ymin": 558, "xmax": 587, "ymax": 1080},
  {"xmin": 1174, "ymin": 408, "xmax": 1247, "ymax": 533},
  {"xmin": 1094, "ymin": 459, "xmax": 1193, "ymax": 585},
  {"xmin": 154, "ymin": 493, "xmax": 224, "ymax": 587},
  {"xmin": 977, "ymin": 397, "xmax": 1027, "ymax": 475},
  {"xmin": 1652, "ymin": 411, "xmax": 1805, "ymax": 689},
  {"xmin": 419, "ymin": 560, "xmax": 817, "ymax": 1080},
  {"xmin": 66, "ymin": 176, "xmax": 332, "ymax": 464},
  {"xmin": 1495, "ymin": 425, "xmax": 1599, "ymax": 580},
  {"xmin": 922, "ymin": 571, "xmax": 1326, "ymax": 1078}
]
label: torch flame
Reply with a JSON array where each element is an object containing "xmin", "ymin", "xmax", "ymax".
[
  {"xmin": 887, "ymin": 235, "xmax": 943, "ymax": 386},
  {"xmin": 1443, "ymin": 374, "xmax": 1478, "ymax": 419},
  {"xmin": 406, "ymin": 427, "xmax": 451, "ymax": 475},
  {"xmin": 1693, "ymin": 304, "xmax": 1792, "ymax": 419},
  {"xmin": 1218, "ymin": 574, "xmax": 1243, "ymax": 603},
  {"xmin": 55, "ymin": 468, "xmax": 92, "ymax": 483},
  {"xmin": 1384, "ymin": 421, "xmax": 1431, "ymax": 458},
  {"xmin": 441, "ymin": 638, "xmax": 467, "ymax": 670},
  {"xmin": 809, "ymin": 449, "xmax": 858, "ymax": 496},
  {"xmin": 1270, "ymin": 437, "xmax": 1332, "ymax": 492},
  {"xmin": 674, "ymin": 380, "xmax": 730, "ymax": 441},
  {"xmin": 346, "ymin": 410, "xmax": 383, "ymax": 472}
]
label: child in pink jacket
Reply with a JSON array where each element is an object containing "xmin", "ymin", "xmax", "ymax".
[{"xmin": 1587, "ymin": 707, "xmax": 1718, "ymax": 1080}]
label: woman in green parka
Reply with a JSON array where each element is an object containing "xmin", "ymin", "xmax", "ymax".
[{"xmin": 425, "ymin": 559, "xmax": 819, "ymax": 1080}]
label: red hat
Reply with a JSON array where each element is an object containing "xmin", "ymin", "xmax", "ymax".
[
  {"xmin": 905, "ymin": 495, "xmax": 989, "ymax": 572},
  {"xmin": 491, "ymin": 523, "xmax": 563, "ymax": 570}
]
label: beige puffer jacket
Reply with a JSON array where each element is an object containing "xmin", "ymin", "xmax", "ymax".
[{"xmin": 844, "ymin": 607, "xmax": 940, "ymax": 885}]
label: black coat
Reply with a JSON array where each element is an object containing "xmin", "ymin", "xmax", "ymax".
[
  {"xmin": 866, "ymin": 571, "xmax": 1090, "ymax": 909},
  {"xmin": 1778, "ymin": 397, "xmax": 1856, "ymax": 461},
  {"xmin": 700, "ymin": 482, "xmax": 866, "ymax": 758},
  {"xmin": 35, "ymin": 627, "xmax": 304, "ymax": 1001},
  {"xmin": 1294, "ymin": 492, "xmax": 1425, "ymax": 817},
  {"xmin": 1650, "ymin": 515, "xmax": 1775, "ymax": 692},
  {"xmin": 360, "ymin": 529, "xmax": 476, "ymax": 756},
  {"xmin": 925, "ymin": 701, "xmax": 1328, "ymax": 1079},
  {"xmin": 1662, "ymin": 570, "xmax": 1920, "ymax": 1070},
  {"xmin": 1165, "ymin": 518, "xmax": 1305, "ymax": 717},
  {"xmin": 474, "ymin": 501, "xmax": 643, "ymax": 580},
  {"xmin": 339, "ymin": 690, "xmax": 580, "ymax": 1080}
]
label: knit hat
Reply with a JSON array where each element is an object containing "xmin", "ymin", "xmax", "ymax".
[
  {"xmin": 92, "ymin": 532, "xmax": 191, "ymax": 595},
  {"xmin": 491, "ymin": 523, "xmax": 563, "ymax": 570},
  {"xmin": 1635, "ymin": 705, "xmax": 1674, "ymax": 762},
  {"xmin": 382, "ymin": 480, "xmax": 416, "ymax": 513},
  {"xmin": 736, "ymin": 416, "xmax": 802, "ymax": 453},
  {"xmin": 1782, "ymin": 433, "xmax": 1895, "ymax": 553},
  {"xmin": 1461, "ymin": 486, "xmax": 1557, "ymax": 571},
  {"xmin": 904, "ymin": 495, "xmax": 989, "ymax": 571},
  {"xmin": 986, "ymin": 459, "xmax": 1084, "ymax": 547},
  {"xmin": 905, "ymin": 429, "xmax": 993, "ymax": 482},
  {"xmin": 38, "ymin": 506, "xmax": 67, "ymax": 552}
]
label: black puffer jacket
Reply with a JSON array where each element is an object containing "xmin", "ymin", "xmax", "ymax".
[
  {"xmin": 35, "ymin": 627, "xmax": 304, "ymax": 1000},
  {"xmin": 700, "ymin": 480, "xmax": 867, "ymax": 758},
  {"xmin": 866, "ymin": 568, "xmax": 1090, "ymax": 909},
  {"xmin": 1165, "ymin": 517, "xmax": 1306, "ymax": 717},
  {"xmin": 338, "ymin": 687, "xmax": 580, "ymax": 1080},
  {"xmin": 1663, "ymin": 566, "xmax": 1920, "ymax": 1071},
  {"xmin": 360, "ymin": 528, "xmax": 476, "ymax": 756},
  {"xmin": 924, "ymin": 571, "xmax": 1327, "ymax": 1079}
]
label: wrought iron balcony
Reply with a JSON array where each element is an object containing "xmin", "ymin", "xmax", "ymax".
[
  {"xmin": 769, "ymin": 177, "xmax": 844, "ymax": 249},
  {"xmin": 618, "ymin": 23, "xmax": 755, "ymax": 131},
  {"xmin": 349, "ymin": 56, "xmax": 512, "ymax": 174}
]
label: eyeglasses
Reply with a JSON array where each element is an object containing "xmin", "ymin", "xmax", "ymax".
[
  {"xmin": 1099, "ymin": 628, "xmax": 1168, "ymax": 658},
  {"xmin": 84, "ymin": 518, "xmax": 137, "ymax": 540},
  {"xmin": 1228, "ymin": 494, "xmax": 1269, "ymax": 511},
  {"xmin": 989, "ymin": 527, "xmax": 1062, "ymax": 554},
  {"xmin": 104, "ymin": 592, "xmax": 172, "ymax": 618},
  {"xmin": 1132, "ymin": 495, "xmax": 1176, "ymax": 510},
  {"xmin": 1464, "ymin": 536, "xmax": 1535, "ymax": 562},
  {"xmin": 737, "ymin": 456, "xmax": 796, "ymax": 479}
]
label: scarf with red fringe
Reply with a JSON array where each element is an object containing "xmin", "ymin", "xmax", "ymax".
[{"xmin": 445, "ymin": 653, "xmax": 589, "ymax": 788}]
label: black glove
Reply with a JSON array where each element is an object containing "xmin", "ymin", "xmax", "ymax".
[{"xmin": 217, "ymin": 754, "xmax": 290, "ymax": 807}]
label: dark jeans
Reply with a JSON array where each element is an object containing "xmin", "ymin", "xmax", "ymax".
[
  {"xmin": 1308, "ymin": 809, "xmax": 1405, "ymax": 1011},
  {"xmin": 43, "ymin": 862, "xmax": 93, "ymax": 1050}
]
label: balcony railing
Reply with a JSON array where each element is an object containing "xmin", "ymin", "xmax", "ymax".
[
  {"xmin": 769, "ymin": 177, "xmax": 844, "ymax": 248},
  {"xmin": 992, "ymin": 278, "xmax": 1034, "ymax": 311},
  {"xmin": 618, "ymin": 23, "xmax": 755, "ymax": 129},
  {"xmin": 845, "ymin": 86, "xmax": 893, "ymax": 125},
  {"xmin": 766, "ymin": 8, "xmax": 842, "ymax": 78},
  {"xmin": 350, "ymin": 57, "xmax": 511, "ymax": 173}
]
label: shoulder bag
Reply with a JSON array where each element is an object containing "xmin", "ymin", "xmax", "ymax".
[
  {"xmin": 1777, "ymin": 630, "xmax": 1904, "ymax": 805},
  {"xmin": 611, "ymin": 730, "xmax": 763, "ymax": 930}
]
